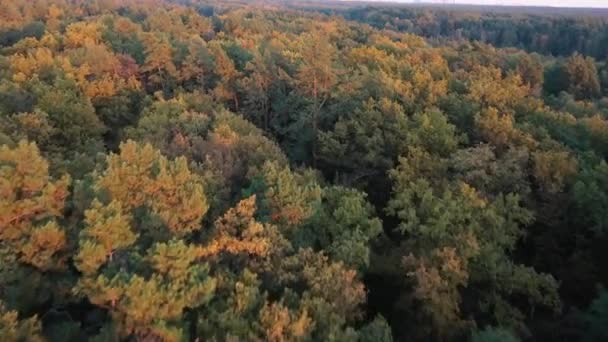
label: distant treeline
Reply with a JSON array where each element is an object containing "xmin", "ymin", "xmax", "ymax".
[{"xmin": 326, "ymin": 5, "xmax": 608, "ymax": 59}]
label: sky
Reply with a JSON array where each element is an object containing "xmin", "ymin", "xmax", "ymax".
[{"xmin": 352, "ymin": 0, "xmax": 608, "ymax": 8}]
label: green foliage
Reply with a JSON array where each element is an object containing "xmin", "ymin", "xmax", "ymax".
[
  {"xmin": 318, "ymin": 98, "xmax": 409, "ymax": 174},
  {"xmin": 359, "ymin": 315, "xmax": 393, "ymax": 342},
  {"xmin": 296, "ymin": 186, "xmax": 383, "ymax": 270},
  {"xmin": 387, "ymin": 148, "xmax": 559, "ymax": 338},
  {"xmin": 407, "ymin": 110, "xmax": 461, "ymax": 156},
  {"xmin": 33, "ymin": 78, "xmax": 105, "ymax": 152},
  {"xmin": 584, "ymin": 291, "xmax": 608, "ymax": 342},
  {"xmin": 573, "ymin": 160, "xmax": 608, "ymax": 233},
  {"xmin": 251, "ymin": 161, "xmax": 322, "ymax": 230},
  {"xmin": 472, "ymin": 327, "xmax": 519, "ymax": 342}
]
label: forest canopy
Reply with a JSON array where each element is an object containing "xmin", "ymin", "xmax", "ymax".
[{"xmin": 1, "ymin": 0, "xmax": 608, "ymax": 341}]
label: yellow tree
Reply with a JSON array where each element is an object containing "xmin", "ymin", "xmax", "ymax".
[
  {"xmin": 532, "ymin": 150, "xmax": 579, "ymax": 194},
  {"xmin": 141, "ymin": 33, "xmax": 177, "ymax": 92},
  {"xmin": 466, "ymin": 65, "xmax": 529, "ymax": 112},
  {"xmin": 0, "ymin": 301, "xmax": 44, "ymax": 342},
  {"xmin": 64, "ymin": 21, "xmax": 102, "ymax": 48},
  {"xmin": 96, "ymin": 140, "xmax": 208, "ymax": 236},
  {"xmin": 474, "ymin": 107, "xmax": 536, "ymax": 149},
  {"xmin": 0, "ymin": 141, "xmax": 70, "ymax": 271},
  {"xmin": 75, "ymin": 140, "xmax": 215, "ymax": 340},
  {"xmin": 210, "ymin": 42, "xmax": 242, "ymax": 111},
  {"xmin": 197, "ymin": 196, "xmax": 271, "ymax": 259}
]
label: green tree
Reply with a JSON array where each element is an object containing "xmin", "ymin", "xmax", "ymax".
[
  {"xmin": 472, "ymin": 327, "xmax": 519, "ymax": 342},
  {"xmin": 584, "ymin": 291, "xmax": 608, "ymax": 342},
  {"xmin": 294, "ymin": 31, "xmax": 337, "ymax": 166},
  {"xmin": 387, "ymin": 148, "xmax": 560, "ymax": 339},
  {"xmin": 33, "ymin": 78, "xmax": 105, "ymax": 152},
  {"xmin": 318, "ymin": 98, "xmax": 409, "ymax": 178},
  {"xmin": 296, "ymin": 186, "xmax": 383, "ymax": 271},
  {"xmin": 573, "ymin": 160, "xmax": 608, "ymax": 233}
]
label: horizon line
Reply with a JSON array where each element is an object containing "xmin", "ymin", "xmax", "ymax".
[{"xmin": 337, "ymin": 0, "xmax": 608, "ymax": 9}]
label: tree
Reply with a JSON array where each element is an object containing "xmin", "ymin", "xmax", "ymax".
[
  {"xmin": 318, "ymin": 98, "xmax": 409, "ymax": 177},
  {"xmin": 600, "ymin": 60, "xmax": 608, "ymax": 96},
  {"xmin": 516, "ymin": 53, "xmax": 544, "ymax": 95},
  {"xmin": 294, "ymin": 31, "xmax": 337, "ymax": 166},
  {"xmin": 74, "ymin": 141, "xmax": 215, "ymax": 339},
  {"xmin": 177, "ymin": 36, "xmax": 213, "ymax": 88},
  {"xmin": 249, "ymin": 161, "xmax": 322, "ymax": 231},
  {"xmin": 475, "ymin": 107, "xmax": 535, "ymax": 149},
  {"xmin": 210, "ymin": 41, "xmax": 241, "ymax": 111},
  {"xmin": 0, "ymin": 140, "xmax": 70, "ymax": 271},
  {"xmin": 466, "ymin": 65, "xmax": 529, "ymax": 112},
  {"xmin": 387, "ymin": 148, "xmax": 560, "ymax": 339},
  {"xmin": 573, "ymin": 160, "xmax": 608, "ymax": 233},
  {"xmin": 407, "ymin": 110, "xmax": 461, "ymax": 157},
  {"xmin": 564, "ymin": 53, "xmax": 601, "ymax": 100},
  {"xmin": 240, "ymin": 41, "xmax": 288, "ymax": 132},
  {"xmin": 532, "ymin": 150, "xmax": 578, "ymax": 194},
  {"xmin": 295, "ymin": 186, "xmax": 383, "ymax": 271},
  {"xmin": 0, "ymin": 301, "xmax": 44, "ymax": 342},
  {"xmin": 33, "ymin": 78, "xmax": 105, "ymax": 152},
  {"xmin": 450, "ymin": 145, "xmax": 531, "ymax": 198},
  {"xmin": 141, "ymin": 33, "xmax": 177, "ymax": 94},
  {"xmin": 472, "ymin": 327, "xmax": 519, "ymax": 342},
  {"xmin": 543, "ymin": 61, "xmax": 569, "ymax": 96},
  {"xmin": 95, "ymin": 140, "xmax": 208, "ymax": 237},
  {"xmin": 64, "ymin": 21, "xmax": 102, "ymax": 48},
  {"xmin": 583, "ymin": 291, "xmax": 608, "ymax": 342},
  {"xmin": 0, "ymin": 141, "xmax": 72, "ymax": 315}
]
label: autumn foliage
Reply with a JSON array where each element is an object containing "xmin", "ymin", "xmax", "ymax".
[{"xmin": 1, "ymin": 0, "xmax": 608, "ymax": 341}]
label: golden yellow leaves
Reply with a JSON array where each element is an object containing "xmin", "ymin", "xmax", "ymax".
[
  {"xmin": 475, "ymin": 108, "xmax": 537, "ymax": 149},
  {"xmin": 0, "ymin": 301, "xmax": 44, "ymax": 342},
  {"xmin": 198, "ymin": 196, "xmax": 270, "ymax": 259},
  {"xmin": 260, "ymin": 303, "xmax": 312, "ymax": 342},
  {"xmin": 467, "ymin": 65, "xmax": 529, "ymax": 112},
  {"xmin": 0, "ymin": 141, "xmax": 70, "ymax": 271},
  {"xmin": 147, "ymin": 240, "xmax": 201, "ymax": 279},
  {"xmin": 75, "ymin": 200, "xmax": 137, "ymax": 275},
  {"xmin": 210, "ymin": 124, "xmax": 240, "ymax": 147},
  {"xmin": 65, "ymin": 22, "xmax": 102, "ymax": 49},
  {"xmin": 74, "ymin": 241, "xmax": 109, "ymax": 275},
  {"xmin": 20, "ymin": 221, "xmax": 67, "ymax": 270},
  {"xmin": 46, "ymin": 4, "xmax": 63, "ymax": 31},
  {"xmin": 141, "ymin": 33, "xmax": 177, "ymax": 86},
  {"xmin": 97, "ymin": 140, "xmax": 209, "ymax": 235},
  {"xmin": 348, "ymin": 46, "xmax": 395, "ymax": 72},
  {"xmin": 532, "ymin": 150, "xmax": 579, "ymax": 194},
  {"xmin": 10, "ymin": 47, "xmax": 55, "ymax": 83},
  {"xmin": 8, "ymin": 20, "xmax": 140, "ymax": 99},
  {"xmin": 0, "ymin": 140, "xmax": 69, "ymax": 227}
]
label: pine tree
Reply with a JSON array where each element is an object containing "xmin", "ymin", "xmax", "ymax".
[{"xmin": 0, "ymin": 140, "xmax": 70, "ymax": 271}]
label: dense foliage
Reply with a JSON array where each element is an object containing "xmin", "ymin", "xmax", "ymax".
[
  {"xmin": 333, "ymin": 5, "xmax": 608, "ymax": 60},
  {"xmin": 1, "ymin": 0, "xmax": 608, "ymax": 341}
]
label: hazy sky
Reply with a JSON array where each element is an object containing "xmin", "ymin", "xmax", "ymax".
[{"xmin": 364, "ymin": 0, "xmax": 608, "ymax": 8}]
